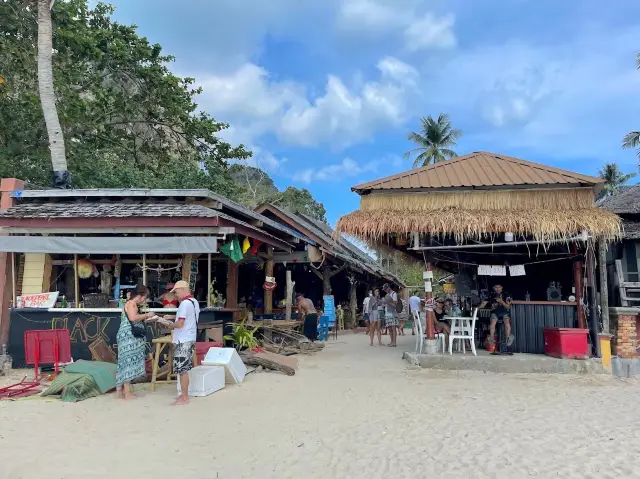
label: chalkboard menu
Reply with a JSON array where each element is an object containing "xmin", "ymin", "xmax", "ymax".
[{"xmin": 323, "ymin": 295, "xmax": 336, "ymax": 326}]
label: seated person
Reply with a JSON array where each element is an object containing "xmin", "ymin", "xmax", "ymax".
[
  {"xmin": 478, "ymin": 284, "xmax": 514, "ymax": 347},
  {"xmin": 444, "ymin": 298, "xmax": 462, "ymax": 316},
  {"xmin": 433, "ymin": 298, "xmax": 451, "ymax": 336}
]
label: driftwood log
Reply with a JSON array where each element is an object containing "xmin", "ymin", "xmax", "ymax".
[
  {"xmin": 260, "ymin": 325, "xmax": 325, "ymax": 354},
  {"xmin": 240, "ymin": 351, "xmax": 296, "ymax": 376}
]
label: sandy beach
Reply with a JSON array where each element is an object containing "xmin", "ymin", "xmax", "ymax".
[{"xmin": 1, "ymin": 333, "xmax": 639, "ymax": 479}]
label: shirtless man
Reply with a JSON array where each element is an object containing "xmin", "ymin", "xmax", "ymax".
[{"xmin": 296, "ymin": 293, "xmax": 318, "ymax": 341}]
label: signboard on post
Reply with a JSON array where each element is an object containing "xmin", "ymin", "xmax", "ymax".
[
  {"xmin": 323, "ymin": 295, "xmax": 336, "ymax": 327},
  {"xmin": 17, "ymin": 292, "xmax": 59, "ymax": 309}
]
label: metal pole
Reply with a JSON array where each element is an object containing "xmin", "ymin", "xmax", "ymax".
[
  {"xmin": 207, "ymin": 253, "xmax": 212, "ymax": 308},
  {"xmin": 586, "ymin": 245, "xmax": 600, "ymax": 357}
]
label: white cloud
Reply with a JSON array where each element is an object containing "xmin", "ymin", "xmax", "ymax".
[
  {"xmin": 197, "ymin": 56, "xmax": 420, "ymax": 149},
  {"xmin": 336, "ymin": 0, "xmax": 456, "ymax": 52},
  {"xmin": 292, "ymin": 157, "xmax": 380, "ymax": 184}
]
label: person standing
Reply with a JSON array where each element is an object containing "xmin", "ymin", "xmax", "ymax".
[
  {"xmin": 297, "ymin": 293, "xmax": 318, "ymax": 341},
  {"xmin": 363, "ymin": 291, "xmax": 372, "ymax": 334},
  {"xmin": 409, "ymin": 293, "xmax": 423, "ymax": 336},
  {"xmin": 368, "ymin": 288, "xmax": 382, "ymax": 346},
  {"xmin": 116, "ymin": 285, "xmax": 154, "ymax": 400},
  {"xmin": 397, "ymin": 298, "xmax": 408, "ymax": 336},
  {"xmin": 163, "ymin": 280, "xmax": 199, "ymax": 406},
  {"xmin": 382, "ymin": 283, "xmax": 398, "ymax": 347}
]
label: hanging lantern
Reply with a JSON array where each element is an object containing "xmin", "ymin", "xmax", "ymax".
[{"xmin": 77, "ymin": 259, "xmax": 94, "ymax": 279}]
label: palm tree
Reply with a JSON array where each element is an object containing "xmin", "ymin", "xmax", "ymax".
[
  {"xmin": 404, "ymin": 114, "xmax": 462, "ymax": 168},
  {"xmin": 598, "ymin": 162, "xmax": 636, "ymax": 198},
  {"xmin": 622, "ymin": 53, "xmax": 640, "ymax": 164},
  {"xmin": 37, "ymin": 0, "xmax": 70, "ymax": 187}
]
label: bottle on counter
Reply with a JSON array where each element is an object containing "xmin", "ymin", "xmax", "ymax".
[{"xmin": 525, "ymin": 291, "xmax": 531, "ymax": 301}]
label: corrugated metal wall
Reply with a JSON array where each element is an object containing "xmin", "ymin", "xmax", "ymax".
[{"xmin": 511, "ymin": 304, "xmax": 576, "ymax": 354}]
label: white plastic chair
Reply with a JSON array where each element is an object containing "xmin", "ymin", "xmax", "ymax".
[
  {"xmin": 414, "ymin": 310, "xmax": 445, "ymax": 354},
  {"xmin": 448, "ymin": 308, "xmax": 478, "ymax": 356}
]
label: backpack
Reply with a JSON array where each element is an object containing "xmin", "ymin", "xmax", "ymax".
[{"xmin": 395, "ymin": 294, "xmax": 403, "ymax": 314}]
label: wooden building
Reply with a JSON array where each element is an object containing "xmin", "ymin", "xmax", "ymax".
[{"xmin": 336, "ymin": 152, "xmax": 621, "ymax": 355}]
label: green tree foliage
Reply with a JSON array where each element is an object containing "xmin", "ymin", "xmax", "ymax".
[
  {"xmin": 597, "ymin": 162, "xmax": 636, "ymax": 198},
  {"xmin": 621, "ymin": 53, "xmax": 640, "ymax": 163},
  {"xmin": 404, "ymin": 113, "xmax": 461, "ymax": 168},
  {"xmin": 228, "ymin": 164, "xmax": 328, "ymax": 223},
  {"xmin": 0, "ymin": 0, "xmax": 249, "ymax": 197}
]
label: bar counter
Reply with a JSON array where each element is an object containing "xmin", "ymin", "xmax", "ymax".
[
  {"xmin": 7, "ymin": 307, "xmax": 242, "ymax": 367},
  {"xmin": 509, "ymin": 301, "xmax": 577, "ymax": 354}
]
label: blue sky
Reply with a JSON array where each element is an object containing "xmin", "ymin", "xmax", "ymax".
[{"xmin": 106, "ymin": 0, "xmax": 640, "ymax": 225}]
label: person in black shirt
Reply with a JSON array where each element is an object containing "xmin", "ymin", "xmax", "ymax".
[
  {"xmin": 433, "ymin": 299, "xmax": 451, "ymax": 335},
  {"xmin": 479, "ymin": 284, "xmax": 514, "ymax": 346}
]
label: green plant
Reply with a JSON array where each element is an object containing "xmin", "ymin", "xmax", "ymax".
[
  {"xmin": 224, "ymin": 321, "xmax": 260, "ymax": 350},
  {"xmin": 209, "ymin": 280, "xmax": 225, "ymax": 305}
]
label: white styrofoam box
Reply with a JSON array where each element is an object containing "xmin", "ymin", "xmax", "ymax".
[
  {"xmin": 177, "ymin": 366, "xmax": 225, "ymax": 397},
  {"xmin": 201, "ymin": 347, "xmax": 246, "ymax": 385}
]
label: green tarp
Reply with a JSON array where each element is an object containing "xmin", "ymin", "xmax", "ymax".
[{"xmin": 42, "ymin": 360, "xmax": 116, "ymax": 402}]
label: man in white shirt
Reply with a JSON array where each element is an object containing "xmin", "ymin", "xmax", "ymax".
[
  {"xmin": 163, "ymin": 280, "xmax": 200, "ymax": 406},
  {"xmin": 362, "ymin": 291, "xmax": 372, "ymax": 334}
]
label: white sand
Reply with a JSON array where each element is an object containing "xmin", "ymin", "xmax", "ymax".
[{"xmin": 1, "ymin": 333, "xmax": 639, "ymax": 479}]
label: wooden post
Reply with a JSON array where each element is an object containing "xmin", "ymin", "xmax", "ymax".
[
  {"xmin": 322, "ymin": 265, "xmax": 331, "ymax": 296},
  {"xmin": 425, "ymin": 261, "xmax": 435, "ymax": 340},
  {"xmin": 586, "ymin": 245, "xmax": 600, "ymax": 357},
  {"xmin": 349, "ymin": 279, "xmax": 357, "ymax": 330},
  {"xmin": 285, "ymin": 270, "xmax": 293, "ymax": 320},
  {"xmin": 142, "ymin": 253, "xmax": 147, "ymax": 285},
  {"xmin": 207, "ymin": 253, "xmax": 212, "ymax": 308},
  {"xmin": 572, "ymin": 244, "xmax": 586, "ymax": 329},
  {"xmin": 11, "ymin": 252, "xmax": 16, "ymax": 307},
  {"xmin": 264, "ymin": 247, "xmax": 274, "ymax": 314},
  {"xmin": 598, "ymin": 239, "xmax": 610, "ymax": 334},
  {"xmin": 73, "ymin": 253, "xmax": 79, "ymax": 306},
  {"xmin": 226, "ymin": 259, "xmax": 238, "ymax": 309}
]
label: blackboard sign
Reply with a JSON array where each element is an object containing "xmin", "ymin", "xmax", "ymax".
[
  {"xmin": 8, "ymin": 308, "xmax": 233, "ymax": 368},
  {"xmin": 323, "ymin": 295, "xmax": 336, "ymax": 327}
]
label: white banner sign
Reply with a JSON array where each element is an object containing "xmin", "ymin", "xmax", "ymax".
[
  {"xmin": 509, "ymin": 265, "xmax": 526, "ymax": 276},
  {"xmin": 478, "ymin": 265, "xmax": 507, "ymax": 276},
  {"xmin": 17, "ymin": 291, "xmax": 59, "ymax": 309}
]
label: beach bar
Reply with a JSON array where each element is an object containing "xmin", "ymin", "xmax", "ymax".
[{"xmin": 336, "ymin": 152, "xmax": 621, "ymax": 358}]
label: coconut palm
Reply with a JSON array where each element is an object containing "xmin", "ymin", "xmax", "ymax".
[
  {"xmin": 598, "ymin": 162, "xmax": 636, "ymax": 198},
  {"xmin": 622, "ymin": 53, "xmax": 640, "ymax": 164},
  {"xmin": 404, "ymin": 114, "xmax": 462, "ymax": 168},
  {"xmin": 37, "ymin": 0, "xmax": 70, "ymax": 187}
]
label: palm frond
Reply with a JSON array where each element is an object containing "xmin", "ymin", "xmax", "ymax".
[{"xmin": 622, "ymin": 131, "xmax": 640, "ymax": 150}]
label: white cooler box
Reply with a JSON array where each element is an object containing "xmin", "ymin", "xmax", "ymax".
[
  {"xmin": 201, "ymin": 347, "xmax": 247, "ymax": 385},
  {"xmin": 177, "ymin": 366, "xmax": 225, "ymax": 397}
]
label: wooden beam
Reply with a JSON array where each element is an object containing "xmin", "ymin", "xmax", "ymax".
[
  {"xmin": 226, "ymin": 259, "xmax": 239, "ymax": 309},
  {"xmin": 285, "ymin": 270, "xmax": 293, "ymax": 320},
  {"xmin": 207, "ymin": 253, "xmax": 212, "ymax": 308},
  {"xmin": 329, "ymin": 263, "xmax": 348, "ymax": 278},
  {"xmin": 73, "ymin": 253, "xmax": 79, "ymax": 305},
  {"xmin": 598, "ymin": 240, "xmax": 609, "ymax": 334},
  {"xmin": 310, "ymin": 267, "xmax": 323, "ymax": 281},
  {"xmin": 264, "ymin": 247, "xmax": 274, "ymax": 314},
  {"xmin": 572, "ymin": 244, "xmax": 586, "ymax": 328},
  {"xmin": 250, "ymin": 219, "xmax": 264, "ymax": 227}
]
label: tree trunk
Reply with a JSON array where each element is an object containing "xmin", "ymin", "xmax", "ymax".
[
  {"xmin": 322, "ymin": 265, "xmax": 331, "ymax": 296},
  {"xmin": 349, "ymin": 281, "xmax": 357, "ymax": 330},
  {"xmin": 37, "ymin": 0, "xmax": 69, "ymax": 186}
]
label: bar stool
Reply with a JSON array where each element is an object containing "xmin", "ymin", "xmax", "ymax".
[{"xmin": 150, "ymin": 336, "xmax": 200, "ymax": 391}]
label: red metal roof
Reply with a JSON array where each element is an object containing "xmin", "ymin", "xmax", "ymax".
[{"xmin": 352, "ymin": 151, "xmax": 604, "ymax": 193}]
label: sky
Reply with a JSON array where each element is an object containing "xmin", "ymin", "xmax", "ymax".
[{"xmin": 105, "ymin": 0, "xmax": 640, "ymax": 225}]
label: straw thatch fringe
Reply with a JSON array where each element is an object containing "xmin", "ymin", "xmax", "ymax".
[
  {"xmin": 360, "ymin": 188, "xmax": 595, "ymax": 212},
  {"xmin": 336, "ymin": 208, "xmax": 622, "ymax": 244}
]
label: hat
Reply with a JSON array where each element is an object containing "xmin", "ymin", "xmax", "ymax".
[{"xmin": 170, "ymin": 280, "xmax": 189, "ymax": 293}]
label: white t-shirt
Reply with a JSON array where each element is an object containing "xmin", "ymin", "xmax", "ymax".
[
  {"xmin": 409, "ymin": 296, "xmax": 422, "ymax": 313},
  {"xmin": 363, "ymin": 296, "xmax": 371, "ymax": 312},
  {"xmin": 172, "ymin": 297, "xmax": 200, "ymax": 344}
]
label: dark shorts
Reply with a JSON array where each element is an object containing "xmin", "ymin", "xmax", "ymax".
[
  {"xmin": 490, "ymin": 313, "xmax": 511, "ymax": 322},
  {"xmin": 364, "ymin": 313, "xmax": 370, "ymax": 321},
  {"xmin": 173, "ymin": 341, "xmax": 195, "ymax": 375}
]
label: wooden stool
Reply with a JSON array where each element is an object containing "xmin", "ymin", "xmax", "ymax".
[{"xmin": 150, "ymin": 337, "xmax": 199, "ymax": 392}]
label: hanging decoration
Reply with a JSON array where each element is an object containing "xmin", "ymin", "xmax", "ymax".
[
  {"xmin": 251, "ymin": 240, "xmax": 262, "ymax": 255},
  {"xmin": 221, "ymin": 235, "xmax": 243, "ymax": 263},
  {"xmin": 135, "ymin": 260, "xmax": 183, "ymax": 279},
  {"xmin": 263, "ymin": 275, "xmax": 277, "ymax": 291},
  {"xmin": 76, "ymin": 259, "xmax": 94, "ymax": 279},
  {"xmin": 242, "ymin": 236, "xmax": 251, "ymax": 254}
]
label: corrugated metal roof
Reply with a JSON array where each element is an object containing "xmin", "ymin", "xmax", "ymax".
[
  {"xmin": 352, "ymin": 152, "xmax": 604, "ymax": 193},
  {"xmin": 0, "ymin": 203, "xmax": 218, "ymax": 219}
]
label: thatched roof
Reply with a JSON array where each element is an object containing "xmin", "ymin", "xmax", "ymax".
[
  {"xmin": 337, "ymin": 208, "xmax": 621, "ymax": 243},
  {"xmin": 599, "ymin": 185, "xmax": 640, "ymax": 215},
  {"xmin": 338, "ymin": 152, "xmax": 620, "ymax": 243}
]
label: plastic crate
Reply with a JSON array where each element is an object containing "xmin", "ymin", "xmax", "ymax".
[{"xmin": 201, "ymin": 347, "xmax": 246, "ymax": 385}]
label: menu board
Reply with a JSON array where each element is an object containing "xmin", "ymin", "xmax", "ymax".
[{"xmin": 323, "ymin": 295, "xmax": 336, "ymax": 326}]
